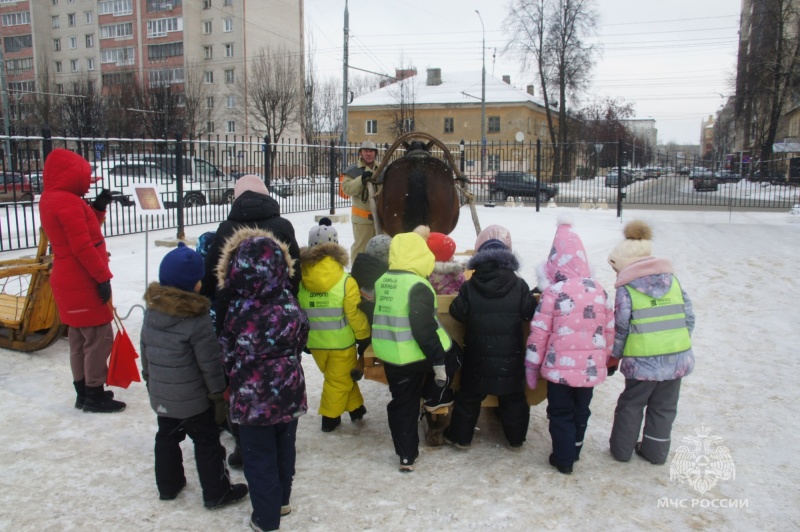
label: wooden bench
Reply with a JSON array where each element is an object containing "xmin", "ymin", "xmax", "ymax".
[{"xmin": 0, "ymin": 293, "xmax": 25, "ymax": 327}]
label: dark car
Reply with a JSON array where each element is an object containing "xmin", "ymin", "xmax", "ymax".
[
  {"xmin": 677, "ymin": 167, "xmax": 691, "ymax": 176},
  {"xmin": 693, "ymin": 175, "xmax": 718, "ymax": 192},
  {"xmin": 488, "ymin": 171, "xmax": 559, "ymax": 202},
  {"xmin": 716, "ymin": 170, "xmax": 742, "ymax": 183},
  {"xmin": 605, "ymin": 169, "xmax": 634, "ymax": 188},
  {"xmin": 0, "ymin": 172, "xmax": 34, "ymax": 203}
]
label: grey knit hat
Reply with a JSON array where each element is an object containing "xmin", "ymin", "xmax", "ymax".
[
  {"xmin": 308, "ymin": 217, "xmax": 338, "ymax": 247},
  {"xmin": 365, "ymin": 234, "xmax": 392, "ymax": 263}
]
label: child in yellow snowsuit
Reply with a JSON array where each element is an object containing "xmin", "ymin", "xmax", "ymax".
[{"xmin": 298, "ymin": 219, "xmax": 371, "ymax": 432}]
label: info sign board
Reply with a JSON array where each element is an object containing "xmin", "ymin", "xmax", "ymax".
[{"xmin": 128, "ymin": 184, "xmax": 167, "ymax": 216}]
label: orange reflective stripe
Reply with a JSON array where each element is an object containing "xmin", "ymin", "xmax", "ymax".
[{"xmin": 352, "ymin": 206, "xmax": 373, "ymax": 220}]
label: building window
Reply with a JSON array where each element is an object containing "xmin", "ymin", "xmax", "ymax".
[
  {"xmin": 223, "ymin": 18, "xmax": 233, "ymax": 32},
  {"xmin": 99, "ymin": 22, "xmax": 133, "ymax": 39},
  {"xmin": 68, "ymin": 13, "xmax": 76, "ymax": 26},
  {"xmin": 2, "ymin": 12, "xmax": 31, "ymax": 27},
  {"xmin": 366, "ymin": 120, "xmax": 377, "ymax": 135},
  {"xmin": 204, "ymin": 71, "xmax": 214, "ymax": 84},
  {"xmin": 3, "ymin": 35, "xmax": 33, "ymax": 53},
  {"xmin": 147, "ymin": 68, "xmax": 184, "ymax": 87},
  {"xmin": 224, "ymin": 43, "xmax": 233, "ymax": 57},
  {"xmin": 226, "ymin": 95, "xmax": 235, "ymax": 108},
  {"xmin": 87, "ymin": 58, "xmax": 95, "ymax": 71},
  {"xmin": 85, "ymin": 11, "xmax": 93, "ymax": 24},
  {"xmin": 444, "ymin": 117, "xmax": 454, "ymax": 134},
  {"xmin": 224, "ymin": 0, "xmax": 232, "ymax": 5},
  {"xmin": 488, "ymin": 154, "xmax": 500, "ymax": 171},
  {"xmin": 55, "ymin": 61, "xmax": 63, "ymax": 73},
  {"xmin": 206, "ymin": 121, "xmax": 215, "ymax": 133},
  {"xmin": 73, "ymin": 83, "xmax": 80, "ymax": 93},
  {"xmin": 224, "ymin": 69, "xmax": 234, "ymax": 84},
  {"xmin": 54, "ymin": 38, "xmax": 61, "ymax": 52},
  {"xmin": 147, "ymin": 42, "xmax": 184, "ymax": 61},
  {"xmin": 203, "ymin": 0, "xmax": 211, "ymax": 8},
  {"xmin": 52, "ymin": 0, "xmax": 58, "ymax": 5},
  {"xmin": 85, "ymin": 34, "xmax": 94, "ymax": 48},
  {"xmin": 98, "ymin": 0, "xmax": 133, "ymax": 16},
  {"xmin": 206, "ymin": 96, "xmax": 214, "ymax": 109},
  {"xmin": 57, "ymin": 84, "xmax": 64, "ymax": 94},
  {"xmin": 101, "ymin": 46, "xmax": 135, "ymax": 65},
  {"xmin": 87, "ymin": 81, "xmax": 94, "ymax": 93},
  {"xmin": 404, "ymin": 118, "xmax": 415, "ymax": 132},
  {"xmin": 52, "ymin": 16, "xmax": 60, "ymax": 29},
  {"xmin": 204, "ymin": 46, "xmax": 213, "ymax": 59},
  {"xmin": 203, "ymin": 20, "xmax": 212, "ymax": 34},
  {"xmin": 488, "ymin": 116, "xmax": 500, "ymax": 133},
  {"xmin": 69, "ymin": 36, "xmax": 78, "ymax": 49},
  {"xmin": 147, "ymin": 0, "xmax": 183, "ymax": 13},
  {"xmin": 147, "ymin": 16, "xmax": 182, "ymax": 38},
  {"xmin": 71, "ymin": 59, "xmax": 79, "ymax": 72},
  {"xmin": 226, "ymin": 120, "xmax": 235, "ymax": 133}
]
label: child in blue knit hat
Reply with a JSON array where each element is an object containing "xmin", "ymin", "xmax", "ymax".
[{"xmin": 140, "ymin": 242, "xmax": 248, "ymax": 508}]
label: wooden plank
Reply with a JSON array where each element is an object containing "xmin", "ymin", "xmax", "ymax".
[{"xmin": 0, "ymin": 293, "xmax": 24, "ymax": 326}]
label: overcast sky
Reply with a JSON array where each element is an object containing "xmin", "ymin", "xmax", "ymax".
[{"xmin": 305, "ymin": 0, "xmax": 740, "ymax": 146}]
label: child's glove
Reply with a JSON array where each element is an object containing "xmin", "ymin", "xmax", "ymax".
[
  {"xmin": 356, "ymin": 338, "xmax": 371, "ymax": 357},
  {"xmin": 525, "ymin": 368, "xmax": 539, "ymax": 389},
  {"xmin": 207, "ymin": 392, "xmax": 229, "ymax": 426},
  {"xmin": 433, "ymin": 365, "xmax": 447, "ymax": 387},
  {"xmin": 606, "ymin": 357, "xmax": 620, "ymax": 377}
]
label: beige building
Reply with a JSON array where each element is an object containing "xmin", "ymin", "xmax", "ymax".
[
  {"xmin": 347, "ymin": 69, "xmax": 554, "ymax": 175},
  {"xmin": 0, "ymin": 0, "xmax": 304, "ymax": 138}
]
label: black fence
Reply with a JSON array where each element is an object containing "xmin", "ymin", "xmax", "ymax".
[{"xmin": 2, "ymin": 133, "xmax": 798, "ymax": 251}]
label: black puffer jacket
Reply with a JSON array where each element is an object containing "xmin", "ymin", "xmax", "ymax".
[
  {"xmin": 449, "ymin": 248, "xmax": 536, "ymax": 395},
  {"xmin": 200, "ymin": 190, "xmax": 301, "ymax": 331}
]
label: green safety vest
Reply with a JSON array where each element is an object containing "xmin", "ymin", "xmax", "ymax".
[
  {"xmin": 623, "ymin": 278, "xmax": 692, "ymax": 357},
  {"xmin": 298, "ymin": 274, "xmax": 356, "ymax": 350},
  {"xmin": 372, "ymin": 272, "xmax": 452, "ymax": 365}
]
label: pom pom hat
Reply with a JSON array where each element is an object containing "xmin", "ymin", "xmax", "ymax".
[
  {"xmin": 365, "ymin": 234, "xmax": 392, "ymax": 263},
  {"xmin": 308, "ymin": 217, "xmax": 338, "ymax": 247},
  {"xmin": 159, "ymin": 242, "xmax": 205, "ymax": 292},
  {"xmin": 427, "ymin": 232, "xmax": 457, "ymax": 262},
  {"xmin": 233, "ymin": 174, "xmax": 269, "ymax": 199},
  {"xmin": 608, "ymin": 220, "xmax": 653, "ymax": 272}
]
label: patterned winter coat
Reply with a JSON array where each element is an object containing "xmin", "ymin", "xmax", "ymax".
[
  {"xmin": 140, "ymin": 283, "xmax": 226, "ymax": 419},
  {"xmin": 526, "ymin": 224, "xmax": 614, "ymax": 388},
  {"xmin": 38, "ymin": 148, "xmax": 113, "ymax": 327},
  {"xmin": 450, "ymin": 248, "xmax": 537, "ymax": 395},
  {"xmin": 216, "ymin": 227, "xmax": 309, "ymax": 426},
  {"xmin": 428, "ymin": 260, "xmax": 466, "ymax": 295},
  {"xmin": 610, "ymin": 256, "xmax": 695, "ymax": 381}
]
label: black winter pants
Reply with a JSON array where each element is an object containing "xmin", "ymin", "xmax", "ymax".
[
  {"xmin": 384, "ymin": 360, "xmax": 429, "ymax": 461},
  {"xmin": 547, "ymin": 382, "xmax": 594, "ymax": 468},
  {"xmin": 447, "ymin": 388, "xmax": 530, "ymax": 446},
  {"xmin": 154, "ymin": 408, "xmax": 231, "ymax": 502}
]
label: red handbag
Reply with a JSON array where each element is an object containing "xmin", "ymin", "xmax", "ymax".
[{"xmin": 106, "ymin": 307, "xmax": 141, "ymax": 389}]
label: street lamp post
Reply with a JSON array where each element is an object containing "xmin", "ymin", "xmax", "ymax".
[{"xmin": 475, "ymin": 10, "xmax": 486, "ymax": 180}]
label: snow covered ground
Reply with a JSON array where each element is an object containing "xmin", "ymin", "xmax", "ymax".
[{"xmin": 1, "ymin": 204, "xmax": 799, "ymax": 531}]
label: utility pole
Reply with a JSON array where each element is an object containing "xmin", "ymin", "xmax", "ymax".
[
  {"xmin": 476, "ymin": 10, "xmax": 486, "ymax": 180},
  {"xmin": 341, "ymin": 0, "xmax": 349, "ymax": 163},
  {"xmin": 0, "ymin": 44, "xmax": 13, "ymax": 171}
]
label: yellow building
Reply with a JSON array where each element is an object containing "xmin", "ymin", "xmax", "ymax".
[{"xmin": 347, "ymin": 69, "xmax": 555, "ymax": 176}]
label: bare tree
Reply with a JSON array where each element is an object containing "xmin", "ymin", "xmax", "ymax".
[
  {"xmin": 182, "ymin": 62, "xmax": 215, "ymax": 139},
  {"xmin": 735, "ymin": 0, "xmax": 800, "ymax": 174},
  {"xmin": 59, "ymin": 76, "xmax": 105, "ymax": 159},
  {"xmin": 29, "ymin": 57, "xmax": 60, "ymax": 132},
  {"xmin": 385, "ymin": 62, "xmax": 417, "ymax": 139},
  {"xmin": 573, "ymin": 97, "xmax": 635, "ymax": 173},
  {"xmin": 235, "ymin": 46, "xmax": 303, "ymax": 143},
  {"xmin": 104, "ymin": 77, "xmax": 146, "ymax": 138},
  {"xmin": 141, "ymin": 80, "xmax": 185, "ymax": 143},
  {"xmin": 505, "ymin": 0, "xmax": 599, "ymax": 181}
]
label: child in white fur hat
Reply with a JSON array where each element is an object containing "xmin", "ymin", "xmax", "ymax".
[{"xmin": 606, "ymin": 220, "xmax": 696, "ymax": 466}]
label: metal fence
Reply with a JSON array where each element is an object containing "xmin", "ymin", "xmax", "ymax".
[{"xmin": 2, "ymin": 133, "xmax": 799, "ymax": 251}]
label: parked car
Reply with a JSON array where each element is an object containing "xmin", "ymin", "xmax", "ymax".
[
  {"xmin": 105, "ymin": 163, "xmax": 180, "ymax": 207},
  {"xmin": 26, "ymin": 171, "xmax": 44, "ymax": 194},
  {"xmin": 605, "ymin": 169, "xmax": 634, "ymax": 188},
  {"xmin": 230, "ymin": 172, "xmax": 294, "ymax": 199},
  {"xmin": 677, "ymin": 167, "xmax": 691, "ymax": 176},
  {"xmin": 0, "ymin": 172, "xmax": 34, "ymax": 203},
  {"xmin": 488, "ymin": 171, "xmax": 559, "ymax": 202},
  {"xmin": 716, "ymin": 170, "xmax": 742, "ymax": 183},
  {"xmin": 642, "ymin": 167, "xmax": 661, "ymax": 179},
  {"xmin": 690, "ymin": 167, "xmax": 715, "ymax": 179},
  {"xmin": 693, "ymin": 175, "xmax": 718, "ymax": 191}
]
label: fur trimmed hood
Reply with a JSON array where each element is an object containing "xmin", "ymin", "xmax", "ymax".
[
  {"xmin": 215, "ymin": 226, "xmax": 295, "ymax": 298},
  {"xmin": 144, "ymin": 282, "xmax": 210, "ymax": 317},
  {"xmin": 467, "ymin": 248, "xmax": 520, "ymax": 272},
  {"xmin": 299, "ymin": 242, "xmax": 349, "ymax": 268}
]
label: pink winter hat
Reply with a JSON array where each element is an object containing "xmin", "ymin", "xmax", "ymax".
[
  {"xmin": 543, "ymin": 218, "xmax": 590, "ymax": 284},
  {"xmin": 475, "ymin": 224, "xmax": 512, "ymax": 252},
  {"xmin": 233, "ymin": 174, "xmax": 269, "ymax": 199}
]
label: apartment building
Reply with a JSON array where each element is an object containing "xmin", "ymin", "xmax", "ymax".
[{"xmin": 0, "ymin": 0, "xmax": 304, "ymax": 137}]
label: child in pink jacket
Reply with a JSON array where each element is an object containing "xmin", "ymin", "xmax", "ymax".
[{"xmin": 525, "ymin": 219, "xmax": 614, "ymax": 474}]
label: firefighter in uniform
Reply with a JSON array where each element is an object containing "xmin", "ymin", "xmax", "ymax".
[{"xmin": 340, "ymin": 140, "xmax": 381, "ymax": 264}]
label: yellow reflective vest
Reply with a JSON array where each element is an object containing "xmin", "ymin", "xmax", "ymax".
[
  {"xmin": 623, "ymin": 278, "xmax": 692, "ymax": 357},
  {"xmin": 372, "ymin": 272, "xmax": 452, "ymax": 365},
  {"xmin": 298, "ymin": 274, "xmax": 356, "ymax": 349}
]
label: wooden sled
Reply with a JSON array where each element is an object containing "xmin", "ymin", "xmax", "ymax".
[{"xmin": 0, "ymin": 229, "xmax": 66, "ymax": 352}]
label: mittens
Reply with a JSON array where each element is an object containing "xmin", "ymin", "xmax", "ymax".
[
  {"xmin": 433, "ymin": 365, "xmax": 447, "ymax": 387},
  {"xmin": 97, "ymin": 280, "xmax": 112, "ymax": 304},
  {"xmin": 525, "ymin": 368, "xmax": 539, "ymax": 390},
  {"xmin": 207, "ymin": 392, "xmax": 229, "ymax": 426},
  {"xmin": 361, "ymin": 170, "xmax": 374, "ymax": 183},
  {"xmin": 356, "ymin": 338, "xmax": 371, "ymax": 357},
  {"xmin": 92, "ymin": 189, "xmax": 114, "ymax": 212}
]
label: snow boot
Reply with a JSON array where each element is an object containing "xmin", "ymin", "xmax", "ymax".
[
  {"xmin": 82, "ymin": 385, "xmax": 126, "ymax": 414},
  {"xmin": 204, "ymin": 483, "xmax": 248, "ymax": 509},
  {"xmin": 349, "ymin": 405, "xmax": 366, "ymax": 422},
  {"xmin": 227, "ymin": 445, "xmax": 243, "ymax": 469},
  {"xmin": 549, "ymin": 453, "xmax": 573, "ymax": 475},
  {"xmin": 73, "ymin": 380, "xmax": 114, "ymax": 410},
  {"xmin": 321, "ymin": 415, "xmax": 341, "ymax": 432}
]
